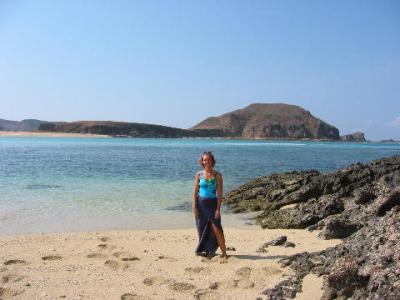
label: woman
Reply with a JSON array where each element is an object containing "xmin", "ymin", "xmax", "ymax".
[{"xmin": 193, "ymin": 151, "xmax": 228, "ymax": 262}]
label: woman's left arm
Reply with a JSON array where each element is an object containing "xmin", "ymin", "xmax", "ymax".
[{"xmin": 215, "ymin": 172, "xmax": 223, "ymax": 219}]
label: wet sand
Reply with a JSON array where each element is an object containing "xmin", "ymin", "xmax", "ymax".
[{"xmin": 0, "ymin": 227, "xmax": 340, "ymax": 299}]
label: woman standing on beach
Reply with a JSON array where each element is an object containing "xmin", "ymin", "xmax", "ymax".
[{"xmin": 193, "ymin": 151, "xmax": 228, "ymax": 262}]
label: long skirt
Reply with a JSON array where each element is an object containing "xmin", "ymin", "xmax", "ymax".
[{"xmin": 195, "ymin": 196, "xmax": 224, "ymax": 255}]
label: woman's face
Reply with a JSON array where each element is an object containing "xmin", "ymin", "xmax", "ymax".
[{"xmin": 202, "ymin": 155, "xmax": 213, "ymax": 169}]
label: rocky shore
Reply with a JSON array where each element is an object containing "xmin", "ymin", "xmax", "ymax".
[{"xmin": 225, "ymin": 155, "xmax": 400, "ymax": 299}]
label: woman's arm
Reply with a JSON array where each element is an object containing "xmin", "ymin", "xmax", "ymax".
[
  {"xmin": 215, "ymin": 172, "xmax": 223, "ymax": 219},
  {"xmin": 192, "ymin": 173, "xmax": 200, "ymax": 217}
]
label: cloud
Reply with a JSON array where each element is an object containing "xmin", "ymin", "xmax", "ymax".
[
  {"xmin": 387, "ymin": 117, "xmax": 400, "ymax": 128},
  {"xmin": 367, "ymin": 120, "xmax": 374, "ymax": 127}
]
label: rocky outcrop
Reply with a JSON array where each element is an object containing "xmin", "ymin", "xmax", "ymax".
[
  {"xmin": 225, "ymin": 155, "xmax": 400, "ymax": 299},
  {"xmin": 0, "ymin": 119, "xmax": 46, "ymax": 131},
  {"xmin": 340, "ymin": 132, "xmax": 366, "ymax": 142},
  {"xmin": 38, "ymin": 121, "xmax": 199, "ymax": 138},
  {"xmin": 191, "ymin": 103, "xmax": 340, "ymax": 140}
]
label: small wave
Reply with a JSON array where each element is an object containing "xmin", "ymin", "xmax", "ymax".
[
  {"xmin": 26, "ymin": 184, "xmax": 62, "ymax": 190},
  {"xmin": 214, "ymin": 142, "xmax": 306, "ymax": 146}
]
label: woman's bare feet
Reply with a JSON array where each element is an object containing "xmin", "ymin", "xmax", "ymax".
[{"xmin": 219, "ymin": 254, "xmax": 229, "ymax": 264}]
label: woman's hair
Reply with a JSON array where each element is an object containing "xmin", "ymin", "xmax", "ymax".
[{"xmin": 198, "ymin": 151, "xmax": 216, "ymax": 167}]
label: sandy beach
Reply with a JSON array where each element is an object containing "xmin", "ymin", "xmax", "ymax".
[
  {"xmin": 0, "ymin": 131, "xmax": 108, "ymax": 138},
  {"xmin": 0, "ymin": 227, "xmax": 340, "ymax": 299}
]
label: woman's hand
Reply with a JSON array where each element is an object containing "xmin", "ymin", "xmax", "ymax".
[{"xmin": 214, "ymin": 209, "xmax": 221, "ymax": 219}]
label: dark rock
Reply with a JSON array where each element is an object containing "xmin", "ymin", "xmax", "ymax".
[
  {"xmin": 263, "ymin": 236, "xmax": 287, "ymax": 247},
  {"xmin": 318, "ymin": 216, "xmax": 360, "ymax": 239},
  {"xmin": 225, "ymin": 155, "xmax": 400, "ymax": 299},
  {"xmin": 354, "ymin": 187, "xmax": 376, "ymax": 205},
  {"xmin": 256, "ymin": 247, "xmax": 268, "ymax": 253},
  {"xmin": 375, "ymin": 190, "xmax": 400, "ymax": 216},
  {"xmin": 283, "ymin": 241, "xmax": 296, "ymax": 248}
]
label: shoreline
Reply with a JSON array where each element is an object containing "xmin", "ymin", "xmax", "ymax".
[
  {"xmin": 0, "ymin": 211, "xmax": 260, "ymax": 237},
  {"xmin": 0, "ymin": 131, "xmax": 109, "ymax": 138},
  {"xmin": 0, "ymin": 130, "xmax": 379, "ymax": 142},
  {"xmin": 0, "ymin": 227, "xmax": 341, "ymax": 299}
]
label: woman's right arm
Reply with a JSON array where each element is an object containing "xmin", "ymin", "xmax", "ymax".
[{"xmin": 192, "ymin": 173, "xmax": 200, "ymax": 217}]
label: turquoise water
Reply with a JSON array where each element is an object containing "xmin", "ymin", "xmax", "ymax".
[{"xmin": 1, "ymin": 137, "xmax": 399, "ymax": 235}]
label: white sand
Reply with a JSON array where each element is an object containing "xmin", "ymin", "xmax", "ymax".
[
  {"xmin": 0, "ymin": 131, "xmax": 108, "ymax": 138},
  {"xmin": 0, "ymin": 227, "xmax": 340, "ymax": 299}
]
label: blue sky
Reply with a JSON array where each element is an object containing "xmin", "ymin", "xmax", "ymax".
[{"xmin": 0, "ymin": 0, "xmax": 399, "ymax": 140}]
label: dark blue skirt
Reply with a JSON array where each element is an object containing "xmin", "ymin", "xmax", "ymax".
[{"xmin": 195, "ymin": 196, "xmax": 224, "ymax": 255}]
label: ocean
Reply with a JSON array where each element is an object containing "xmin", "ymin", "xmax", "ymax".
[{"xmin": 1, "ymin": 137, "xmax": 399, "ymax": 235}]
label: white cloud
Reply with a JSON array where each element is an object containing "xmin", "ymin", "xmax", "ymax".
[{"xmin": 387, "ymin": 117, "xmax": 400, "ymax": 128}]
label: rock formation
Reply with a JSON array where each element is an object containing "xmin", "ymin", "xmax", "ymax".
[
  {"xmin": 191, "ymin": 103, "xmax": 339, "ymax": 140},
  {"xmin": 340, "ymin": 132, "xmax": 366, "ymax": 142},
  {"xmin": 225, "ymin": 155, "xmax": 400, "ymax": 299}
]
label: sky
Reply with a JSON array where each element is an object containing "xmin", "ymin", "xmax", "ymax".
[{"xmin": 0, "ymin": 0, "xmax": 399, "ymax": 141}]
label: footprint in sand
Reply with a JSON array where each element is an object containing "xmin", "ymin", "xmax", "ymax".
[
  {"xmin": 212, "ymin": 278, "xmax": 254, "ymax": 289},
  {"xmin": 156, "ymin": 255, "xmax": 177, "ymax": 262},
  {"xmin": 4, "ymin": 260, "xmax": 27, "ymax": 266},
  {"xmin": 121, "ymin": 294, "xmax": 153, "ymax": 300},
  {"xmin": 185, "ymin": 266, "xmax": 204, "ymax": 274},
  {"xmin": 193, "ymin": 289, "xmax": 220, "ymax": 300},
  {"xmin": 168, "ymin": 281, "xmax": 196, "ymax": 292},
  {"xmin": 261, "ymin": 266, "xmax": 283, "ymax": 276},
  {"xmin": 41, "ymin": 255, "xmax": 62, "ymax": 261},
  {"xmin": 2, "ymin": 274, "xmax": 24, "ymax": 283},
  {"xmin": 233, "ymin": 267, "xmax": 255, "ymax": 289},
  {"xmin": 112, "ymin": 251, "xmax": 140, "ymax": 261},
  {"xmin": 104, "ymin": 260, "xmax": 128, "ymax": 271},
  {"xmin": 98, "ymin": 244, "xmax": 117, "ymax": 251},
  {"xmin": 86, "ymin": 253, "xmax": 108, "ymax": 259},
  {"xmin": 236, "ymin": 279, "xmax": 255, "ymax": 289},
  {"xmin": 234, "ymin": 266, "xmax": 252, "ymax": 279},
  {"xmin": 208, "ymin": 267, "xmax": 255, "ymax": 290},
  {"xmin": 143, "ymin": 276, "xmax": 172, "ymax": 286},
  {"xmin": 0, "ymin": 287, "xmax": 25, "ymax": 297}
]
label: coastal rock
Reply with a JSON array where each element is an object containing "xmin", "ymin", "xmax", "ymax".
[
  {"xmin": 262, "ymin": 236, "xmax": 287, "ymax": 247},
  {"xmin": 340, "ymin": 132, "xmax": 366, "ymax": 142},
  {"xmin": 317, "ymin": 215, "xmax": 359, "ymax": 239},
  {"xmin": 354, "ymin": 187, "xmax": 376, "ymax": 204},
  {"xmin": 226, "ymin": 155, "xmax": 400, "ymax": 299}
]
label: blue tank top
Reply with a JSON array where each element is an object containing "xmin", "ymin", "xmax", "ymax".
[{"xmin": 198, "ymin": 171, "xmax": 218, "ymax": 198}]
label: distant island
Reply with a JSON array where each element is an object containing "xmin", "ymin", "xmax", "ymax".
[{"xmin": 0, "ymin": 103, "xmax": 365, "ymax": 141}]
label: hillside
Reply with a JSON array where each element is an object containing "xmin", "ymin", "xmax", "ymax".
[
  {"xmin": 0, "ymin": 119, "xmax": 46, "ymax": 131},
  {"xmin": 191, "ymin": 103, "xmax": 339, "ymax": 140},
  {"xmin": 38, "ymin": 121, "xmax": 197, "ymax": 138}
]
